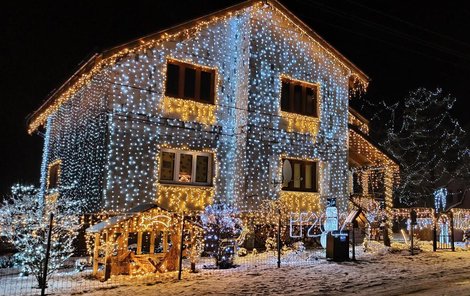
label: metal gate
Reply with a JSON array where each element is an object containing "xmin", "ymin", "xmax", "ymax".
[{"xmin": 435, "ymin": 213, "xmax": 454, "ymax": 250}]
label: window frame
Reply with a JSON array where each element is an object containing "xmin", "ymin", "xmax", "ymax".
[
  {"xmin": 159, "ymin": 148, "xmax": 213, "ymax": 186},
  {"xmin": 280, "ymin": 76, "xmax": 319, "ymax": 117},
  {"xmin": 164, "ymin": 59, "xmax": 216, "ymax": 104},
  {"xmin": 282, "ymin": 158, "xmax": 319, "ymax": 193},
  {"xmin": 47, "ymin": 159, "xmax": 61, "ymax": 190}
]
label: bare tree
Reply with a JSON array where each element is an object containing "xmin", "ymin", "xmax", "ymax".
[{"xmin": 374, "ymin": 88, "xmax": 468, "ymax": 206}]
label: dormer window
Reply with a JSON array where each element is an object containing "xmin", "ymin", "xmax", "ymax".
[
  {"xmin": 280, "ymin": 77, "xmax": 318, "ymax": 117},
  {"xmin": 165, "ymin": 60, "xmax": 215, "ymax": 104}
]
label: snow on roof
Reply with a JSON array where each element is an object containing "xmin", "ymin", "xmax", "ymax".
[{"xmin": 86, "ymin": 203, "xmax": 167, "ymax": 233}]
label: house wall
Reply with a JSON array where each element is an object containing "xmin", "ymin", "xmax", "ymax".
[
  {"xmin": 39, "ymin": 74, "xmax": 109, "ymax": 211},
  {"xmin": 246, "ymin": 7, "xmax": 350, "ymax": 211},
  {"xmin": 40, "ymin": 4, "xmax": 352, "ymax": 214}
]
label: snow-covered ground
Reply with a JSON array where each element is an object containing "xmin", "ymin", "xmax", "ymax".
[{"xmin": 2, "ymin": 242, "xmax": 470, "ymax": 295}]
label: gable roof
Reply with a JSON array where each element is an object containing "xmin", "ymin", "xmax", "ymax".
[{"xmin": 27, "ymin": 0, "xmax": 369, "ymax": 134}]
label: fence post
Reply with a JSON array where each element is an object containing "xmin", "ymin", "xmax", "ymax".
[
  {"xmin": 450, "ymin": 211, "xmax": 455, "ymax": 252},
  {"xmin": 41, "ymin": 213, "xmax": 53, "ymax": 296},
  {"xmin": 432, "ymin": 212, "xmax": 437, "ymax": 252},
  {"xmin": 277, "ymin": 208, "xmax": 281, "ymax": 268},
  {"xmin": 178, "ymin": 212, "xmax": 185, "ymax": 280},
  {"xmin": 351, "ymin": 222, "xmax": 356, "ymax": 261}
]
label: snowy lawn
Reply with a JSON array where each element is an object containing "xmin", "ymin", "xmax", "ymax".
[
  {"xmin": 71, "ymin": 244, "xmax": 470, "ymax": 296},
  {"xmin": 2, "ymin": 243, "xmax": 469, "ymax": 295}
]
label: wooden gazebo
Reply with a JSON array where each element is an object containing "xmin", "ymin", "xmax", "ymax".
[{"xmin": 87, "ymin": 204, "xmax": 197, "ymax": 279}]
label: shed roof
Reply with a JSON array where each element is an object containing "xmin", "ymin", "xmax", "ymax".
[{"xmin": 86, "ymin": 203, "xmax": 166, "ymax": 233}]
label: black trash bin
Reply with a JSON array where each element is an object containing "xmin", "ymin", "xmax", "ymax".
[{"xmin": 326, "ymin": 231, "xmax": 349, "ymax": 262}]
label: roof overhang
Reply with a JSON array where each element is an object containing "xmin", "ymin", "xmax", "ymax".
[{"xmin": 348, "ymin": 125, "xmax": 400, "ymax": 170}]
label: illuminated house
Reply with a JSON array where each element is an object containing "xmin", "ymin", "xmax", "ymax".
[
  {"xmin": 26, "ymin": 0, "xmax": 396, "ymax": 273},
  {"xmin": 28, "ymin": 0, "xmax": 373, "ymax": 214}
]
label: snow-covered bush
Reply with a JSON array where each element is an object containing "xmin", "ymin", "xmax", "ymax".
[
  {"xmin": 237, "ymin": 247, "xmax": 247, "ymax": 257},
  {"xmin": 0, "ymin": 255, "xmax": 15, "ymax": 268},
  {"xmin": 281, "ymin": 245, "xmax": 291, "ymax": 255},
  {"xmin": 265, "ymin": 237, "xmax": 276, "ymax": 254},
  {"xmin": 363, "ymin": 240, "xmax": 390, "ymax": 255},
  {"xmin": 292, "ymin": 241, "xmax": 305, "ymax": 253}
]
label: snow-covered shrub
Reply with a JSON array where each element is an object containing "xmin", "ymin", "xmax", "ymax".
[
  {"xmin": 292, "ymin": 241, "xmax": 306, "ymax": 253},
  {"xmin": 363, "ymin": 240, "xmax": 390, "ymax": 255},
  {"xmin": 0, "ymin": 255, "xmax": 15, "ymax": 268},
  {"xmin": 265, "ymin": 237, "xmax": 276, "ymax": 254},
  {"xmin": 281, "ymin": 245, "xmax": 291, "ymax": 255},
  {"xmin": 74, "ymin": 258, "xmax": 88, "ymax": 272},
  {"xmin": 389, "ymin": 242, "xmax": 409, "ymax": 253},
  {"xmin": 237, "ymin": 247, "xmax": 247, "ymax": 257}
]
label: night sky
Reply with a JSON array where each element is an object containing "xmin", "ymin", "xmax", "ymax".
[{"xmin": 2, "ymin": 0, "xmax": 470, "ymax": 196}]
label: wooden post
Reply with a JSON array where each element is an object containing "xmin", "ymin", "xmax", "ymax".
[
  {"xmin": 92, "ymin": 233, "xmax": 100, "ymax": 276},
  {"xmin": 163, "ymin": 231, "xmax": 169, "ymax": 253},
  {"xmin": 178, "ymin": 213, "xmax": 185, "ymax": 280},
  {"xmin": 103, "ymin": 231, "xmax": 111, "ymax": 281},
  {"xmin": 150, "ymin": 231, "xmax": 156, "ymax": 254},
  {"xmin": 121, "ymin": 229, "xmax": 128, "ymax": 254},
  {"xmin": 352, "ymin": 221, "xmax": 356, "ymax": 261},
  {"xmin": 450, "ymin": 211, "xmax": 455, "ymax": 252},
  {"xmin": 137, "ymin": 231, "xmax": 143, "ymax": 255}
]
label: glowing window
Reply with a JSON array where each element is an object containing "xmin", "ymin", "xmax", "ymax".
[{"xmin": 159, "ymin": 149, "xmax": 213, "ymax": 186}]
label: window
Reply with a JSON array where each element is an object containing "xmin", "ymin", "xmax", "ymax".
[
  {"xmin": 141, "ymin": 232, "xmax": 152, "ymax": 254},
  {"xmin": 47, "ymin": 161, "xmax": 61, "ymax": 189},
  {"xmin": 282, "ymin": 158, "xmax": 318, "ymax": 192},
  {"xmin": 165, "ymin": 63, "xmax": 180, "ymax": 97},
  {"xmin": 280, "ymin": 77, "xmax": 318, "ymax": 117},
  {"xmin": 159, "ymin": 149, "xmax": 213, "ymax": 185},
  {"xmin": 165, "ymin": 60, "xmax": 215, "ymax": 104}
]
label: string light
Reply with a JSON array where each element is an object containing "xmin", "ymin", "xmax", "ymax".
[{"xmin": 21, "ymin": 0, "xmax": 412, "ymax": 274}]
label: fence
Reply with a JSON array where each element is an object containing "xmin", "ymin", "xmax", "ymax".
[{"xmin": 0, "ymin": 211, "xmax": 366, "ymax": 296}]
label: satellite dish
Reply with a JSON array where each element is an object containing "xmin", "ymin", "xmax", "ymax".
[{"xmin": 282, "ymin": 159, "xmax": 292, "ymax": 187}]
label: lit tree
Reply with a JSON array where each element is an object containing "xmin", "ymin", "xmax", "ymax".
[
  {"xmin": 200, "ymin": 204, "xmax": 243, "ymax": 268},
  {"xmin": 0, "ymin": 184, "xmax": 84, "ymax": 289},
  {"xmin": 375, "ymin": 88, "xmax": 468, "ymax": 206}
]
